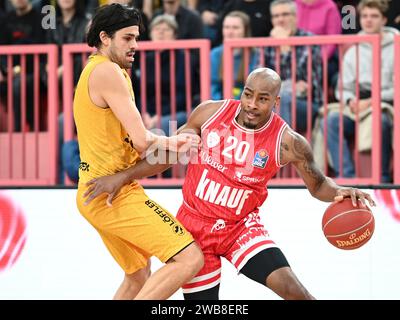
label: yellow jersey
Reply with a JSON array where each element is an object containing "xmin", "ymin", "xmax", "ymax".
[{"xmin": 73, "ymin": 54, "xmax": 140, "ymax": 185}]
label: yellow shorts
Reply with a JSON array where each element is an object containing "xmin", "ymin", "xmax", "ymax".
[{"xmin": 76, "ymin": 182, "xmax": 194, "ymax": 274}]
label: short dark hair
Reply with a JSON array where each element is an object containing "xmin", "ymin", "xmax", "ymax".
[{"xmin": 86, "ymin": 4, "xmax": 142, "ymax": 49}]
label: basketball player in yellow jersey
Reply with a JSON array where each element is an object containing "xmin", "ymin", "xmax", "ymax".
[{"xmin": 74, "ymin": 4, "xmax": 203, "ymax": 300}]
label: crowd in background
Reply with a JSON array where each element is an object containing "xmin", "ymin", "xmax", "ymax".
[{"xmin": 0, "ymin": 0, "xmax": 399, "ymax": 184}]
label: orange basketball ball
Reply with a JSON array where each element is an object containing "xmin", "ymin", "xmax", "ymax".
[{"xmin": 322, "ymin": 198, "xmax": 374, "ymax": 250}]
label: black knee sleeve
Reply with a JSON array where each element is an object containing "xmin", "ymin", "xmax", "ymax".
[
  {"xmin": 240, "ymin": 247, "xmax": 290, "ymax": 286},
  {"xmin": 183, "ymin": 284, "xmax": 220, "ymax": 300}
]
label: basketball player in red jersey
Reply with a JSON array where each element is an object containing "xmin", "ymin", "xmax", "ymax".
[{"xmin": 83, "ymin": 68, "xmax": 376, "ymax": 300}]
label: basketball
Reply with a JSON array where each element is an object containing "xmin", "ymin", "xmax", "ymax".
[{"xmin": 322, "ymin": 198, "xmax": 375, "ymax": 250}]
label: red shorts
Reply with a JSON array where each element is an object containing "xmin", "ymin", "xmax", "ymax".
[{"xmin": 177, "ymin": 203, "xmax": 277, "ymax": 294}]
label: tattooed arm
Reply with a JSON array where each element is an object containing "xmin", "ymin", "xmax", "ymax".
[{"xmin": 279, "ymin": 128, "xmax": 375, "ymax": 206}]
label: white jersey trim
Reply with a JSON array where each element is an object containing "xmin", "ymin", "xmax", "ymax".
[
  {"xmin": 201, "ymin": 99, "xmax": 230, "ymax": 132},
  {"xmin": 275, "ymin": 123, "xmax": 288, "ymax": 167}
]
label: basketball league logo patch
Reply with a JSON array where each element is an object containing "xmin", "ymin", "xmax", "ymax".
[{"xmin": 252, "ymin": 149, "xmax": 269, "ymax": 169}]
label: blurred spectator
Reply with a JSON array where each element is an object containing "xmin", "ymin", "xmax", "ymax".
[
  {"xmin": 211, "ymin": 11, "xmax": 259, "ymax": 100},
  {"xmin": 45, "ymin": 0, "xmax": 89, "ymax": 184},
  {"xmin": 85, "ymin": 0, "xmax": 101, "ymax": 17},
  {"xmin": 264, "ymin": 0, "xmax": 322, "ymax": 132},
  {"xmin": 142, "ymin": 0, "xmax": 162, "ymax": 20},
  {"xmin": 195, "ymin": 0, "xmax": 225, "ymax": 46},
  {"xmin": 46, "ymin": 0, "xmax": 90, "ymax": 87},
  {"xmin": 296, "ymin": 0, "xmax": 341, "ymax": 58},
  {"xmin": 215, "ymin": 0, "xmax": 273, "ymax": 46},
  {"xmin": 153, "ymin": 0, "xmax": 204, "ymax": 39},
  {"xmin": 0, "ymin": 0, "xmax": 46, "ymax": 131},
  {"xmin": 186, "ymin": 0, "xmax": 197, "ymax": 10},
  {"xmin": 31, "ymin": 0, "xmax": 50, "ymax": 10},
  {"xmin": 296, "ymin": 0, "xmax": 342, "ymax": 92},
  {"xmin": 61, "ymin": 139, "xmax": 80, "ymax": 183},
  {"xmin": 152, "ymin": 0, "xmax": 203, "ymax": 114},
  {"xmin": 1, "ymin": 0, "xmax": 45, "ymax": 11},
  {"xmin": 137, "ymin": 14, "xmax": 193, "ymax": 135},
  {"xmin": 324, "ymin": 0, "xmax": 397, "ymax": 182}
]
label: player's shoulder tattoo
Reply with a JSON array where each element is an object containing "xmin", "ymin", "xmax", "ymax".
[
  {"xmin": 292, "ymin": 133, "xmax": 313, "ymax": 162},
  {"xmin": 289, "ymin": 131, "xmax": 325, "ymax": 186},
  {"xmin": 279, "ymin": 140, "xmax": 289, "ymax": 165}
]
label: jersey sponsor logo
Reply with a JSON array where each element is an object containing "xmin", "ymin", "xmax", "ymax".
[
  {"xmin": 124, "ymin": 134, "xmax": 135, "ymax": 151},
  {"xmin": 233, "ymin": 213, "xmax": 266, "ymax": 249},
  {"xmin": 252, "ymin": 149, "xmax": 269, "ymax": 169},
  {"xmin": 79, "ymin": 162, "xmax": 90, "ymax": 172},
  {"xmin": 206, "ymin": 131, "xmax": 220, "ymax": 148},
  {"xmin": 173, "ymin": 225, "xmax": 185, "ymax": 236},
  {"xmin": 244, "ymin": 212, "xmax": 261, "ymax": 228},
  {"xmin": 195, "ymin": 169, "xmax": 252, "ymax": 215},
  {"xmin": 200, "ymin": 150, "xmax": 228, "ymax": 173},
  {"xmin": 236, "ymin": 227, "xmax": 267, "ymax": 249},
  {"xmin": 235, "ymin": 171, "xmax": 265, "ymax": 184},
  {"xmin": 211, "ymin": 219, "xmax": 226, "ymax": 232},
  {"xmin": 145, "ymin": 200, "xmax": 185, "ymax": 236},
  {"xmin": 230, "ymin": 214, "xmax": 268, "ymax": 257}
]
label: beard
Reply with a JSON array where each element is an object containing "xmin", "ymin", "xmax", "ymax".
[
  {"xmin": 109, "ymin": 45, "xmax": 132, "ymax": 70},
  {"xmin": 242, "ymin": 120, "xmax": 257, "ymax": 129},
  {"xmin": 122, "ymin": 60, "xmax": 133, "ymax": 69}
]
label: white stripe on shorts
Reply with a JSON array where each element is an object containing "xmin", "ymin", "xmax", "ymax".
[
  {"xmin": 186, "ymin": 267, "xmax": 222, "ymax": 284},
  {"xmin": 182, "ymin": 277, "xmax": 221, "ymax": 294}
]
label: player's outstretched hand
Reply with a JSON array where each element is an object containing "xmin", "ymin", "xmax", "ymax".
[
  {"xmin": 83, "ymin": 172, "xmax": 128, "ymax": 207},
  {"xmin": 333, "ymin": 187, "xmax": 376, "ymax": 207},
  {"xmin": 167, "ymin": 133, "xmax": 201, "ymax": 153}
]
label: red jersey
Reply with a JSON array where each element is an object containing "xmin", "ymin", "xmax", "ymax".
[{"xmin": 182, "ymin": 99, "xmax": 288, "ymax": 222}]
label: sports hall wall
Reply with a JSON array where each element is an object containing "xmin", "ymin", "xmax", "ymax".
[{"xmin": 0, "ymin": 188, "xmax": 399, "ymax": 300}]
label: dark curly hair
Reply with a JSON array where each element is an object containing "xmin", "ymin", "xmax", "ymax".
[{"xmin": 86, "ymin": 4, "xmax": 142, "ymax": 49}]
